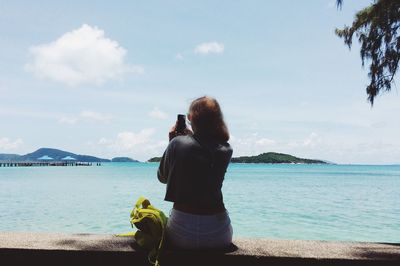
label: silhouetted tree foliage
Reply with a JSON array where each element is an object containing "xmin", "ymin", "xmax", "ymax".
[{"xmin": 335, "ymin": 0, "xmax": 400, "ymax": 105}]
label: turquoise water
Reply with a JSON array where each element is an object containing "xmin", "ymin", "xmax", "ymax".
[{"xmin": 0, "ymin": 163, "xmax": 399, "ymax": 242}]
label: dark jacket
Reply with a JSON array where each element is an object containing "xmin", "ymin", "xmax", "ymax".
[{"xmin": 158, "ymin": 134, "xmax": 233, "ymax": 209}]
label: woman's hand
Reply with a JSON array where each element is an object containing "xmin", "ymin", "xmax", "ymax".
[
  {"xmin": 168, "ymin": 125, "xmax": 178, "ymax": 141},
  {"xmin": 169, "ymin": 124, "xmax": 193, "ymax": 141}
]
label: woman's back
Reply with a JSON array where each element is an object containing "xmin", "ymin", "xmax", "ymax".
[{"xmin": 158, "ymin": 134, "xmax": 232, "ymax": 210}]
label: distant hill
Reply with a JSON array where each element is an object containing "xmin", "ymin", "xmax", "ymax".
[
  {"xmin": 1, "ymin": 149, "xmax": 327, "ymax": 164},
  {"xmin": 111, "ymin": 157, "xmax": 138, "ymax": 162},
  {"xmin": 147, "ymin": 153, "xmax": 328, "ymax": 164},
  {"xmin": 231, "ymin": 152, "xmax": 327, "ymax": 164},
  {"xmin": 0, "ymin": 148, "xmax": 110, "ymax": 162},
  {"xmin": 148, "ymin": 157, "xmax": 162, "ymax": 162}
]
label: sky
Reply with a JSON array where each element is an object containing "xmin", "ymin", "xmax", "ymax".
[{"xmin": 0, "ymin": 0, "xmax": 399, "ymax": 164}]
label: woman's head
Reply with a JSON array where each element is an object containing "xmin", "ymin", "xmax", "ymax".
[{"xmin": 188, "ymin": 96, "xmax": 229, "ymax": 142}]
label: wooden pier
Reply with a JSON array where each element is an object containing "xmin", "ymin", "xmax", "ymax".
[{"xmin": 0, "ymin": 161, "xmax": 100, "ymax": 167}]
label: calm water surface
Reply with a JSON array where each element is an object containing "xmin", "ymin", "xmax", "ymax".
[{"xmin": 0, "ymin": 163, "xmax": 399, "ymax": 242}]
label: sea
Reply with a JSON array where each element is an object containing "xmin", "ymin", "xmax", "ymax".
[{"xmin": 0, "ymin": 163, "xmax": 399, "ymax": 243}]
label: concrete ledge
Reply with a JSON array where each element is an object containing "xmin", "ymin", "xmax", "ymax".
[{"xmin": 1, "ymin": 232, "xmax": 399, "ymax": 265}]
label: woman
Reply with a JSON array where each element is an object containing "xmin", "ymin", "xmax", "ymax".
[{"xmin": 157, "ymin": 96, "xmax": 233, "ymax": 249}]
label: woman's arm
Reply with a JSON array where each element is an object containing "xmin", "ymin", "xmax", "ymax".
[
  {"xmin": 158, "ymin": 123, "xmax": 192, "ymax": 184},
  {"xmin": 157, "ymin": 149, "xmax": 169, "ymax": 184},
  {"xmin": 157, "ymin": 125, "xmax": 176, "ymax": 183}
]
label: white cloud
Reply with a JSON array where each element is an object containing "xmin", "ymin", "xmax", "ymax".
[
  {"xmin": 194, "ymin": 42, "xmax": 224, "ymax": 55},
  {"xmin": 287, "ymin": 132, "xmax": 321, "ymax": 148},
  {"xmin": 175, "ymin": 53, "xmax": 184, "ymax": 60},
  {"xmin": 99, "ymin": 128, "xmax": 156, "ymax": 152},
  {"xmin": 0, "ymin": 137, "xmax": 23, "ymax": 151},
  {"xmin": 148, "ymin": 107, "xmax": 168, "ymax": 120},
  {"xmin": 302, "ymin": 132, "xmax": 320, "ymax": 147},
  {"xmin": 97, "ymin": 129, "xmax": 168, "ymax": 161},
  {"xmin": 255, "ymin": 138, "xmax": 276, "ymax": 146},
  {"xmin": 327, "ymin": 0, "xmax": 336, "ymax": 9},
  {"xmin": 58, "ymin": 110, "xmax": 113, "ymax": 124},
  {"xmin": 230, "ymin": 132, "xmax": 324, "ymax": 158},
  {"xmin": 312, "ymin": 140, "xmax": 400, "ymax": 164},
  {"xmin": 25, "ymin": 24, "xmax": 143, "ymax": 86},
  {"xmin": 58, "ymin": 116, "xmax": 78, "ymax": 125},
  {"xmin": 230, "ymin": 134, "xmax": 279, "ymax": 156}
]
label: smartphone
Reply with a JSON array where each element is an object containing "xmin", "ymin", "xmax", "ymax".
[{"xmin": 176, "ymin": 114, "xmax": 186, "ymax": 134}]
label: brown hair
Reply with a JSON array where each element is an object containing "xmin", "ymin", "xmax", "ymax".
[{"xmin": 189, "ymin": 96, "xmax": 229, "ymax": 142}]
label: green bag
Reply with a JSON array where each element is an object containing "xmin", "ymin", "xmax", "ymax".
[{"xmin": 118, "ymin": 197, "xmax": 168, "ymax": 266}]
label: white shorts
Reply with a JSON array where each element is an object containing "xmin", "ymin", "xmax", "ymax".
[{"xmin": 166, "ymin": 208, "xmax": 233, "ymax": 250}]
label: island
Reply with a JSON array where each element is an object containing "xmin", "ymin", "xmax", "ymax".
[
  {"xmin": 231, "ymin": 152, "xmax": 327, "ymax": 164},
  {"xmin": 147, "ymin": 157, "xmax": 162, "ymax": 162},
  {"xmin": 111, "ymin": 157, "xmax": 138, "ymax": 162},
  {"xmin": 146, "ymin": 152, "xmax": 328, "ymax": 164}
]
